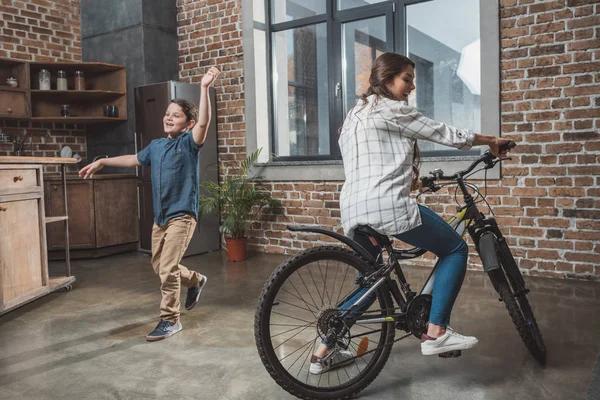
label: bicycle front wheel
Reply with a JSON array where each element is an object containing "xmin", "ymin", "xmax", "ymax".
[
  {"xmin": 488, "ymin": 268, "xmax": 547, "ymax": 365},
  {"xmin": 254, "ymin": 246, "xmax": 396, "ymax": 400}
]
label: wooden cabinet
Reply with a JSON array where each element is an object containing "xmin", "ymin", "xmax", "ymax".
[
  {"xmin": 0, "ymin": 196, "xmax": 45, "ymax": 307},
  {"xmin": 45, "ymin": 174, "xmax": 139, "ymax": 259},
  {"xmin": 0, "ymin": 57, "xmax": 126, "ymax": 124},
  {"xmin": 0, "ymin": 158, "xmax": 76, "ymax": 316},
  {"xmin": 0, "ymin": 59, "xmax": 30, "ymax": 119}
]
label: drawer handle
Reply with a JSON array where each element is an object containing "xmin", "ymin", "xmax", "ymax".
[
  {"xmin": 14, "ymin": 175, "xmax": 24, "ymax": 182},
  {"xmin": 7, "ymin": 108, "xmax": 12, "ymax": 114},
  {"xmin": 0, "ymin": 206, "xmax": 7, "ymax": 212}
]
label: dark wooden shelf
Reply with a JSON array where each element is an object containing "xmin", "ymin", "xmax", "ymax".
[
  {"xmin": 31, "ymin": 90, "xmax": 125, "ymax": 100},
  {"xmin": 31, "ymin": 117, "xmax": 126, "ymax": 123},
  {"xmin": 0, "ymin": 86, "xmax": 27, "ymax": 92},
  {"xmin": 29, "ymin": 62, "xmax": 123, "ymax": 73},
  {"xmin": 46, "ymin": 216, "xmax": 68, "ymax": 224}
]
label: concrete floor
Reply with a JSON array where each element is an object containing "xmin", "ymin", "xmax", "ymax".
[{"xmin": 0, "ymin": 250, "xmax": 598, "ymax": 400}]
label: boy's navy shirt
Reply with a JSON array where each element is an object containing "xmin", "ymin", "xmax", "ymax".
[{"xmin": 137, "ymin": 131, "xmax": 201, "ymax": 226}]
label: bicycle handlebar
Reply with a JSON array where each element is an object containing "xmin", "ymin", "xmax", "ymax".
[{"xmin": 420, "ymin": 140, "xmax": 516, "ymax": 188}]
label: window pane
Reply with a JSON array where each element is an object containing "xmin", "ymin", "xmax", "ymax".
[
  {"xmin": 272, "ymin": 24, "xmax": 330, "ymax": 157},
  {"xmin": 254, "ymin": 28, "xmax": 270, "ymax": 163},
  {"xmin": 253, "ymin": 0, "xmax": 265, "ymax": 24},
  {"xmin": 407, "ymin": 0, "xmax": 480, "ymax": 155},
  {"xmin": 337, "ymin": 0, "xmax": 389, "ymax": 11},
  {"xmin": 271, "ymin": 0, "xmax": 326, "ymax": 24},
  {"xmin": 342, "ymin": 16, "xmax": 388, "ymax": 115}
]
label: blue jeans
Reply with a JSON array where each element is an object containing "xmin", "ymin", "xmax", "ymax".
[
  {"xmin": 339, "ymin": 205, "xmax": 467, "ymax": 328},
  {"xmin": 394, "ymin": 205, "xmax": 467, "ymax": 326}
]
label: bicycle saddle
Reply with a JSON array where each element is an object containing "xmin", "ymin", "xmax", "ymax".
[{"xmin": 355, "ymin": 225, "xmax": 392, "ymax": 246}]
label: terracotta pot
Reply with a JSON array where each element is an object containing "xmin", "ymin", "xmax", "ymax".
[{"xmin": 225, "ymin": 237, "xmax": 247, "ymax": 262}]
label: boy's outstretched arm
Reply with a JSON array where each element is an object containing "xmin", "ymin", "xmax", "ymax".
[
  {"xmin": 78, "ymin": 154, "xmax": 140, "ymax": 179},
  {"xmin": 192, "ymin": 66, "xmax": 221, "ymax": 146}
]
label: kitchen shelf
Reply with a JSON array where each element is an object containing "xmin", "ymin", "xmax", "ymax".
[
  {"xmin": 31, "ymin": 90, "xmax": 126, "ymax": 100},
  {"xmin": 31, "ymin": 117, "xmax": 126, "ymax": 123},
  {"xmin": 0, "ymin": 57, "xmax": 127, "ymax": 124},
  {"xmin": 0, "ymin": 86, "xmax": 28, "ymax": 92},
  {"xmin": 46, "ymin": 216, "xmax": 68, "ymax": 224}
]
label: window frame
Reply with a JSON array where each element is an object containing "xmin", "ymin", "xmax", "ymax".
[{"xmin": 242, "ymin": 0, "xmax": 500, "ymax": 181}]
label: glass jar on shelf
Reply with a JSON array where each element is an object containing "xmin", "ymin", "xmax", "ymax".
[
  {"xmin": 38, "ymin": 69, "xmax": 50, "ymax": 90},
  {"xmin": 74, "ymin": 70, "xmax": 85, "ymax": 90},
  {"xmin": 57, "ymin": 70, "xmax": 68, "ymax": 90}
]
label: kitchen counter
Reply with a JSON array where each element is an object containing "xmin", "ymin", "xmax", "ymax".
[
  {"xmin": 0, "ymin": 157, "xmax": 75, "ymax": 315},
  {"xmin": 45, "ymin": 173, "xmax": 136, "ymax": 180},
  {"xmin": 0, "ymin": 156, "xmax": 78, "ymax": 164}
]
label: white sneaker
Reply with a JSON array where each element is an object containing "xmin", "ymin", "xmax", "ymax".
[
  {"xmin": 309, "ymin": 350, "xmax": 354, "ymax": 374},
  {"xmin": 420, "ymin": 327, "xmax": 478, "ymax": 356}
]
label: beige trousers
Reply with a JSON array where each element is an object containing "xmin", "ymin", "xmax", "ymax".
[{"xmin": 151, "ymin": 214, "xmax": 201, "ymax": 323}]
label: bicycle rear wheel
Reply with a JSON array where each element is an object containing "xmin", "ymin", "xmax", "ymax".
[
  {"xmin": 254, "ymin": 246, "xmax": 396, "ymax": 400},
  {"xmin": 488, "ymin": 268, "xmax": 547, "ymax": 365}
]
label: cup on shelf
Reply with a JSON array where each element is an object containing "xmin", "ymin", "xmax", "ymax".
[
  {"xmin": 104, "ymin": 105, "xmax": 119, "ymax": 118},
  {"xmin": 57, "ymin": 70, "xmax": 67, "ymax": 90},
  {"xmin": 39, "ymin": 69, "xmax": 50, "ymax": 90},
  {"xmin": 74, "ymin": 71, "xmax": 85, "ymax": 91}
]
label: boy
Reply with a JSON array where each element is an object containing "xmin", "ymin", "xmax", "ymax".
[{"xmin": 79, "ymin": 67, "xmax": 221, "ymax": 341}]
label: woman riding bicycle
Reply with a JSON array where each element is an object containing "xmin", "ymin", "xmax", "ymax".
[{"xmin": 310, "ymin": 52, "xmax": 513, "ymax": 372}]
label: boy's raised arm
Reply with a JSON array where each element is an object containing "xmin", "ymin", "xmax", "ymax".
[{"xmin": 192, "ymin": 66, "xmax": 221, "ymax": 146}]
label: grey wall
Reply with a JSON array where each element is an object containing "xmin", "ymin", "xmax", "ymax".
[{"xmin": 81, "ymin": 0, "xmax": 178, "ymax": 172}]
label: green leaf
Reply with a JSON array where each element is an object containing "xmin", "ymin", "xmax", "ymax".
[{"xmin": 199, "ymin": 147, "xmax": 281, "ymax": 240}]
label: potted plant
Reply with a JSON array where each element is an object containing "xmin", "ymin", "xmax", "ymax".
[{"xmin": 199, "ymin": 148, "xmax": 281, "ymax": 262}]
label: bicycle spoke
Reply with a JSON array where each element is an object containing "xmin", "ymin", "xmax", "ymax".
[
  {"xmin": 318, "ymin": 259, "xmax": 333, "ymax": 306},
  {"xmin": 289, "ymin": 336, "xmax": 317, "ymax": 376},
  {"xmin": 272, "ymin": 311, "xmax": 313, "ymax": 325},
  {"xmin": 271, "ymin": 322, "xmax": 314, "ymax": 339},
  {"xmin": 307, "ymin": 264, "xmax": 325, "ymax": 307},
  {"xmin": 275, "ymin": 298, "xmax": 317, "ymax": 314},
  {"xmin": 273, "ymin": 324, "xmax": 313, "ymax": 351},
  {"xmin": 295, "ymin": 269, "xmax": 321, "ymax": 314},
  {"xmin": 285, "ymin": 282, "xmax": 318, "ymax": 317},
  {"xmin": 336, "ymin": 266, "xmax": 351, "ymax": 304},
  {"xmin": 301, "ymin": 334, "xmax": 319, "ymax": 382},
  {"xmin": 279, "ymin": 335, "xmax": 318, "ymax": 362}
]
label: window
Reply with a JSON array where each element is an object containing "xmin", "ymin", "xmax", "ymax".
[
  {"xmin": 406, "ymin": 0, "xmax": 481, "ymax": 157},
  {"xmin": 242, "ymin": 0, "xmax": 499, "ymax": 180}
]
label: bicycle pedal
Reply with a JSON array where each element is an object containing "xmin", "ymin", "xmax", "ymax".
[{"xmin": 438, "ymin": 350, "xmax": 462, "ymax": 359}]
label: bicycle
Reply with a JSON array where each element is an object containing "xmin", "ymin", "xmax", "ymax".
[{"xmin": 254, "ymin": 141, "xmax": 546, "ymax": 400}]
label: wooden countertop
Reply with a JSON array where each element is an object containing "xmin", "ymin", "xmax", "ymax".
[
  {"xmin": 0, "ymin": 156, "xmax": 78, "ymax": 164},
  {"xmin": 45, "ymin": 173, "xmax": 137, "ymax": 181}
]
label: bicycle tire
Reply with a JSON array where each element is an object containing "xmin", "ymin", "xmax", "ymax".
[
  {"xmin": 488, "ymin": 269, "xmax": 547, "ymax": 366},
  {"xmin": 254, "ymin": 246, "xmax": 396, "ymax": 400}
]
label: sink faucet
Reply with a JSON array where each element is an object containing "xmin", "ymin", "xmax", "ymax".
[{"xmin": 14, "ymin": 135, "xmax": 22, "ymax": 156}]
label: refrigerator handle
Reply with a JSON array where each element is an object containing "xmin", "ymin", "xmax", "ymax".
[{"xmin": 134, "ymin": 131, "xmax": 140, "ymax": 178}]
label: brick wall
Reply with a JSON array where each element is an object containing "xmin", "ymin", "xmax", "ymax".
[
  {"xmin": 177, "ymin": 0, "xmax": 599, "ymax": 279},
  {"xmin": 0, "ymin": 0, "xmax": 85, "ymax": 173},
  {"xmin": 498, "ymin": 0, "xmax": 600, "ymax": 278}
]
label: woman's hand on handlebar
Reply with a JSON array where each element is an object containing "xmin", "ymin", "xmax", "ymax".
[
  {"xmin": 473, "ymin": 134, "xmax": 515, "ymax": 157},
  {"xmin": 491, "ymin": 138, "xmax": 515, "ymax": 158}
]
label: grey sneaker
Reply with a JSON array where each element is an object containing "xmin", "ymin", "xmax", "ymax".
[
  {"xmin": 146, "ymin": 320, "xmax": 182, "ymax": 342},
  {"xmin": 309, "ymin": 350, "xmax": 354, "ymax": 375},
  {"xmin": 185, "ymin": 275, "xmax": 207, "ymax": 311}
]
